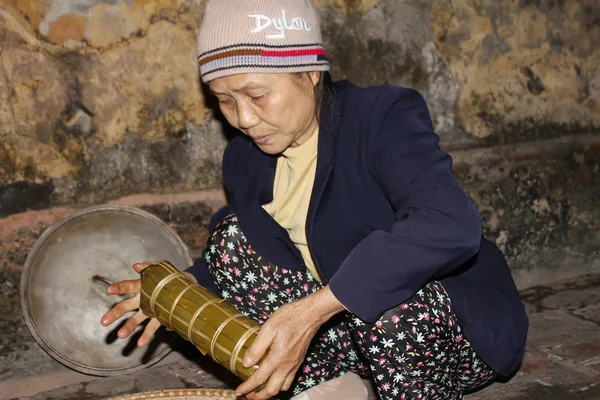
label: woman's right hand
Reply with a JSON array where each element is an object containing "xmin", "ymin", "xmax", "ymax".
[{"xmin": 100, "ymin": 262, "xmax": 161, "ymax": 347}]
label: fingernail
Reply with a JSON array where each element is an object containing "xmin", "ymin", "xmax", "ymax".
[
  {"xmin": 243, "ymin": 355, "xmax": 251, "ymax": 366},
  {"xmin": 235, "ymin": 393, "xmax": 242, "ymax": 398}
]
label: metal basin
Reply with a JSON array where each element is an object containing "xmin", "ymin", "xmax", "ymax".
[{"xmin": 20, "ymin": 205, "xmax": 193, "ymax": 376}]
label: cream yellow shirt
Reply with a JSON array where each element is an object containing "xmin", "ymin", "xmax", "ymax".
[{"xmin": 263, "ymin": 128, "xmax": 321, "ymax": 282}]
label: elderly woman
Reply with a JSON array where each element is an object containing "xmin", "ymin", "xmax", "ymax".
[{"xmin": 102, "ymin": 1, "xmax": 528, "ymax": 399}]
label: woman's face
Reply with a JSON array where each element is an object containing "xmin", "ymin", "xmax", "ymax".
[{"xmin": 208, "ymin": 72, "xmax": 320, "ymax": 155}]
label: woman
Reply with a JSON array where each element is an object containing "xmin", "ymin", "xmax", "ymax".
[{"xmin": 101, "ymin": 1, "xmax": 528, "ymax": 399}]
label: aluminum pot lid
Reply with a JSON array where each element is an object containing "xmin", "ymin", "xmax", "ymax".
[{"xmin": 20, "ymin": 205, "xmax": 193, "ymax": 376}]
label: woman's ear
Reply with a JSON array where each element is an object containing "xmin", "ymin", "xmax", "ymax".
[{"xmin": 308, "ymin": 71, "xmax": 321, "ymax": 88}]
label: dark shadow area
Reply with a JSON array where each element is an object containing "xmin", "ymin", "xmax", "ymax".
[
  {"xmin": 199, "ymin": 79, "xmax": 240, "ymax": 142},
  {"xmin": 141, "ymin": 327, "xmax": 174, "ymax": 363},
  {"xmin": 0, "ymin": 181, "xmax": 54, "ymax": 217},
  {"xmin": 169, "ymin": 337, "xmax": 242, "ymax": 389},
  {"xmin": 104, "ymin": 319, "xmax": 173, "ymax": 361},
  {"xmin": 104, "ymin": 319, "xmax": 128, "ymax": 345}
]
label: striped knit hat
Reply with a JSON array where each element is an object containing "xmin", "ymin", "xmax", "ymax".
[{"xmin": 197, "ymin": 0, "xmax": 329, "ymax": 82}]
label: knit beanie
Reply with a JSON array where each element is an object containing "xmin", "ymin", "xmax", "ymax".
[{"xmin": 197, "ymin": 0, "xmax": 329, "ymax": 83}]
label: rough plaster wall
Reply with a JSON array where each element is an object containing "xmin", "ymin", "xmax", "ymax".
[
  {"xmin": 0, "ymin": 0, "xmax": 598, "ymax": 276},
  {"xmin": 0, "ymin": 0, "xmax": 598, "ymax": 203},
  {"xmin": 0, "ymin": 0, "xmax": 227, "ymax": 209}
]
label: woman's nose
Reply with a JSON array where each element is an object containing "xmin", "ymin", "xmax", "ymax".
[{"xmin": 237, "ymin": 104, "xmax": 260, "ymax": 130}]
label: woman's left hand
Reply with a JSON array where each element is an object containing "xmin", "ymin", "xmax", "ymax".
[{"xmin": 235, "ymin": 286, "xmax": 345, "ymax": 400}]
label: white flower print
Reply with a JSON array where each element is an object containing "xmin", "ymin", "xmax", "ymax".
[
  {"xmin": 245, "ymin": 271, "xmax": 257, "ymax": 283},
  {"xmin": 416, "ymin": 332, "xmax": 425, "ymax": 343},
  {"xmin": 417, "ymin": 312, "xmax": 430, "ymax": 321},
  {"xmin": 327, "ymin": 329, "xmax": 338, "ymax": 342},
  {"xmin": 381, "ymin": 338, "xmax": 395, "ymax": 349},
  {"xmin": 369, "ymin": 345, "xmax": 380, "ymax": 354},
  {"xmin": 267, "ymin": 293, "xmax": 278, "ymax": 303},
  {"xmin": 396, "ymin": 332, "xmax": 406, "ymax": 340},
  {"xmin": 226, "ymin": 224, "xmax": 238, "ymax": 236},
  {"xmin": 302, "ymin": 378, "xmax": 316, "ymax": 387},
  {"xmin": 210, "ymin": 244, "xmax": 216, "ymax": 253}
]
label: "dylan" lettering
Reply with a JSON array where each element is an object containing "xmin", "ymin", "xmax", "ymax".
[{"xmin": 249, "ymin": 10, "xmax": 312, "ymax": 39}]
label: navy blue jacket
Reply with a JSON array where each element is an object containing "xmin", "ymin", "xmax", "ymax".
[{"xmin": 187, "ymin": 81, "xmax": 528, "ymax": 376}]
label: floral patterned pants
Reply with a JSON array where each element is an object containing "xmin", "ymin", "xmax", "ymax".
[{"xmin": 204, "ymin": 215, "xmax": 496, "ymax": 399}]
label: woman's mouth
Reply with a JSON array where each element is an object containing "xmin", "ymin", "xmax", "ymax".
[{"xmin": 252, "ymin": 134, "xmax": 273, "ymax": 145}]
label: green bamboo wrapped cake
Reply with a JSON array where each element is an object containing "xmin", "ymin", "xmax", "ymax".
[{"xmin": 139, "ymin": 261, "xmax": 261, "ymax": 382}]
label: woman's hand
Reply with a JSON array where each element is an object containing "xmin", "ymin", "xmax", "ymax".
[
  {"xmin": 100, "ymin": 262, "xmax": 163, "ymax": 346},
  {"xmin": 235, "ymin": 286, "xmax": 346, "ymax": 400}
]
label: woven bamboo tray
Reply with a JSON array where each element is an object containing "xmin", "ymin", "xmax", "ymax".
[{"xmin": 108, "ymin": 388, "xmax": 238, "ymax": 400}]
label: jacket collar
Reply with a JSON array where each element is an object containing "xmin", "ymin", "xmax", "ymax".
[{"xmin": 306, "ymin": 83, "xmax": 344, "ymax": 238}]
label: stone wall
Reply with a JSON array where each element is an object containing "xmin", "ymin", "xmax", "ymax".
[{"xmin": 0, "ymin": 0, "xmax": 599, "ymax": 279}]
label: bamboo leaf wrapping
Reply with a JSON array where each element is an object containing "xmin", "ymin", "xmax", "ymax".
[{"xmin": 139, "ymin": 261, "xmax": 261, "ymax": 382}]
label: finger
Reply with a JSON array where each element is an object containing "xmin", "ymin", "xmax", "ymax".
[
  {"xmin": 281, "ymin": 370, "xmax": 297, "ymax": 392},
  {"xmin": 248, "ymin": 370, "xmax": 290, "ymax": 400},
  {"xmin": 106, "ymin": 279, "xmax": 141, "ymax": 295},
  {"xmin": 101, "ymin": 295, "xmax": 140, "ymax": 326},
  {"xmin": 243, "ymin": 327, "xmax": 275, "ymax": 368},
  {"xmin": 118, "ymin": 310, "xmax": 148, "ymax": 339},
  {"xmin": 236, "ymin": 351, "xmax": 285, "ymax": 397},
  {"xmin": 236, "ymin": 361, "xmax": 275, "ymax": 396},
  {"xmin": 133, "ymin": 261, "xmax": 156, "ymax": 273},
  {"xmin": 138, "ymin": 318, "xmax": 161, "ymax": 347}
]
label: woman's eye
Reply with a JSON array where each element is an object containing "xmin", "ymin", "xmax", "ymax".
[
  {"xmin": 218, "ymin": 98, "xmax": 233, "ymax": 105},
  {"xmin": 250, "ymin": 94, "xmax": 266, "ymax": 102}
]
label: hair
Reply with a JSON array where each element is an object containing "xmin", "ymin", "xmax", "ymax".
[{"xmin": 290, "ymin": 71, "xmax": 337, "ymax": 123}]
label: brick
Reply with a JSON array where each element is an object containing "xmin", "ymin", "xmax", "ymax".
[
  {"xmin": 84, "ymin": 375, "xmax": 135, "ymax": 397},
  {"xmin": 130, "ymin": 364, "xmax": 186, "ymax": 392},
  {"xmin": 538, "ymin": 289, "xmax": 597, "ymax": 311},
  {"xmin": 526, "ymin": 310, "xmax": 600, "ymax": 349},
  {"xmin": 546, "ymin": 339, "xmax": 600, "ymax": 365},
  {"xmin": 518, "ymin": 353, "xmax": 552, "ymax": 375},
  {"xmin": 572, "ymin": 302, "xmax": 600, "ymax": 325}
]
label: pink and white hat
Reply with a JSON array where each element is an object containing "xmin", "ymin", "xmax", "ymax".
[{"xmin": 197, "ymin": 0, "xmax": 329, "ymax": 83}]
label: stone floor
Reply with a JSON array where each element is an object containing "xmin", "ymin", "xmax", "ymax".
[{"xmin": 1, "ymin": 273, "xmax": 599, "ymax": 400}]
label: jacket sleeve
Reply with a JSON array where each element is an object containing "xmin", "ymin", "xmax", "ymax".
[{"xmin": 328, "ymin": 88, "xmax": 482, "ymax": 323}]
